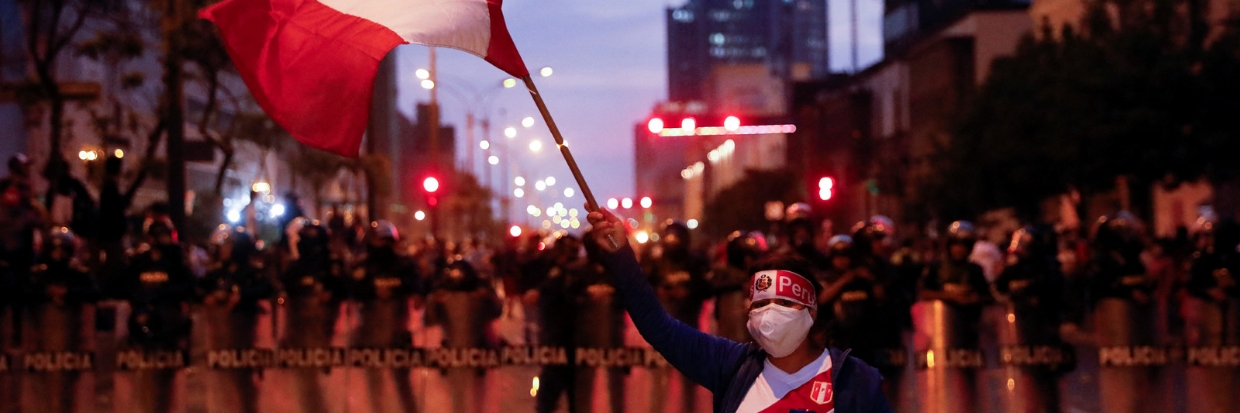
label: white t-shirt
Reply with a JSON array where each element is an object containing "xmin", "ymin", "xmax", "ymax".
[{"xmin": 737, "ymin": 349, "xmax": 835, "ymax": 413}]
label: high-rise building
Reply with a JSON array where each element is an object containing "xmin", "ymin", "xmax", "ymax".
[{"xmin": 667, "ymin": 0, "xmax": 830, "ymax": 101}]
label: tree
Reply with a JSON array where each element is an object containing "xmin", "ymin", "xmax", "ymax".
[
  {"xmin": 930, "ymin": 2, "xmax": 1240, "ymax": 220},
  {"xmin": 702, "ymin": 169, "xmax": 803, "ymax": 240}
]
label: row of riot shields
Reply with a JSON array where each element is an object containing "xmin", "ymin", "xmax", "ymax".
[
  {"xmin": 4, "ymin": 297, "xmax": 1240, "ymax": 413},
  {"xmin": 902, "ymin": 298, "xmax": 1240, "ymax": 413}
]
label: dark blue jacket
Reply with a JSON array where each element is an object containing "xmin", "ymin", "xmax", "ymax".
[{"xmin": 604, "ymin": 246, "xmax": 893, "ymax": 413}]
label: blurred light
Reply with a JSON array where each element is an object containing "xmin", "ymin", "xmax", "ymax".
[
  {"xmin": 223, "ymin": 198, "xmax": 233, "ymax": 207},
  {"xmin": 621, "ymin": 198, "xmax": 633, "ymax": 209},
  {"xmin": 488, "ymin": 156, "xmax": 499, "ymax": 165},
  {"xmin": 526, "ymin": 205, "xmax": 538, "ymax": 215},
  {"xmin": 515, "ymin": 177, "xmax": 526, "ymax": 186},
  {"xmin": 563, "ymin": 188, "xmax": 575, "ymax": 198},
  {"xmin": 640, "ymin": 197, "xmax": 652, "ymax": 209},
  {"xmin": 114, "ymin": 149, "xmax": 125, "ymax": 158},
  {"xmin": 530, "ymin": 207, "xmax": 542, "ymax": 217},
  {"xmin": 420, "ymin": 79, "xmax": 435, "ymax": 89},
  {"xmin": 723, "ymin": 139, "xmax": 735, "ymax": 152},
  {"xmin": 415, "ymin": 69, "xmax": 430, "ymax": 80},
  {"xmin": 504, "ymin": 78, "xmax": 518, "ymax": 88},
  {"xmin": 530, "ymin": 140, "xmax": 542, "ymax": 152},
  {"xmin": 522, "ymin": 117, "xmax": 535, "ymax": 128},
  {"xmin": 708, "ymin": 150, "xmax": 720, "ymax": 163},
  {"xmin": 658, "ymin": 123, "xmax": 797, "ymax": 137},
  {"xmin": 560, "ymin": 219, "xmax": 570, "ymax": 229},
  {"xmin": 505, "ymin": 127, "xmax": 517, "ymax": 138},
  {"xmin": 569, "ymin": 208, "xmax": 579, "ymax": 217},
  {"xmin": 514, "ymin": 188, "xmax": 525, "ymax": 198},
  {"xmin": 607, "ymin": 198, "xmax": 619, "ymax": 209},
  {"xmin": 422, "ymin": 177, "xmax": 440, "ymax": 193},
  {"xmin": 724, "ymin": 116, "xmax": 740, "ymax": 131},
  {"xmin": 818, "ymin": 177, "xmax": 834, "ymax": 201},
  {"xmin": 687, "ymin": 219, "xmax": 699, "ymax": 229},
  {"xmin": 635, "ymin": 231, "xmax": 650, "ymax": 244},
  {"xmin": 535, "ymin": 180, "xmax": 547, "ymax": 191},
  {"xmin": 647, "ymin": 118, "xmax": 664, "ymax": 134},
  {"xmin": 681, "ymin": 117, "xmax": 696, "ymax": 131},
  {"xmin": 570, "ymin": 219, "xmax": 580, "ymax": 229},
  {"xmin": 553, "ymin": 202, "xmax": 564, "ymax": 210},
  {"xmin": 553, "ymin": 215, "xmax": 562, "ymax": 224},
  {"xmin": 542, "ymin": 220, "xmax": 552, "ymax": 229},
  {"xmin": 226, "ymin": 210, "xmax": 241, "ymax": 223},
  {"xmin": 540, "ymin": 67, "xmax": 554, "ymax": 77},
  {"xmin": 271, "ymin": 204, "xmax": 286, "ymax": 217},
  {"xmin": 510, "ymin": 225, "xmax": 523, "ymax": 237},
  {"xmin": 480, "ymin": 140, "xmax": 490, "ymax": 150},
  {"xmin": 626, "ymin": 218, "xmax": 639, "ymax": 229},
  {"xmin": 546, "ymin": 177, "xmax": 556, "ymax": 186},
  {"xmin": 531, "ymin": 376, "xmax": 540, "ymax": 397},
  {"xmin": 252, "ymin": 181, "xmax": 271, "ymax": 193},
  {"xmin": 414, "ymin": 210, "xmax": 426, "ymax": 221},
  {"xmin": 264, "ymin": 194, "xmax": 276, "ymax": 203},
  {"xmin": 78, "ymin": 151, "xmax": 88, "ymax": 161}
]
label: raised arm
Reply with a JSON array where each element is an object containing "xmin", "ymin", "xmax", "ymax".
[{"xmin": 588, "ymin": 208, "xmax": 747, "ymax": 394}]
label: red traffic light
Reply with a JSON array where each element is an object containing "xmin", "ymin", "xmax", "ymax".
[
  {"xmin": 648, "ymin": 118, "xmax": 664, "ymax": 134},
  {"xmin": 423, "ymin": 177, "xmax": 440, "ymax": 193},
  {"xmin": 818, "ymin": 177, "xmax": 834, "ymax": 201}
]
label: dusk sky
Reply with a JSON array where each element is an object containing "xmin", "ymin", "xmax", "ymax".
[{"xmin": 395, "ymin": 0, "xmax": 883, "ymax": 206}]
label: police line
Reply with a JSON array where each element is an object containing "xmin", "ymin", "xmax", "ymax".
[{"xmin": 5, "ymin": 345, "xmax": 1240, "ymax": 372}]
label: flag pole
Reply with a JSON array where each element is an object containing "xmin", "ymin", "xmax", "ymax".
[{"xmin": 521, "ymin": 75, "xmax": 618, "ymax": 248}]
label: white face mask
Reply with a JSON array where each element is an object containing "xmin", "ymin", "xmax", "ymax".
[{"xmin": 747, "ymin": 304, "xmax": 814, "ymax": 358}]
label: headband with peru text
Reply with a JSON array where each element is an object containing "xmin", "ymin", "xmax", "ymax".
[{"xmin": 750, "ymin": 270, "xmax": 817, "ymax": 309}]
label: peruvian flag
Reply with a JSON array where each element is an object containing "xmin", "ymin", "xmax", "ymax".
[{"xmin": 200, "ymin": 0, "xmax": 529, "ymax": 157}]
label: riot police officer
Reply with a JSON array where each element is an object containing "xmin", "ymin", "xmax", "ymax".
[
  {"xmin": 709, "ymin": 231, "xmax": 767, "ymax": 342},
  {"xmin": 919, "ymin": 221, "xmax": 991, "ymax": 314},
  {"xmin": 199, "ymin": 226, "xmax": 273, "ymax": 413},
  {"xmin": 641, "ymin": 220, "xmax": 709, "ymax": 413},
  {"xmin": 23, "ymin": 227, "xmax": 100, "ymax": 413},
  {"xmin": 781, "ymin": 203, "xmax": 830, "ymax": 270},
  {"xmin": 992, "ymin": 225, "xmax": 1066, "ymax": 412},
  {"xmin": 113, "ymin": 217, "xmax": 193, "ymax": 413},
  {"xmin": 427, "ymin": 259, "xmax": 501, "ymax": 413},
  {"xmin": 1183, "ymin": 215, "xmax": 1240, "ymax": 412},
  {"xmin": 279, "ymin": 219, "xmax": 347, "ymax": 413},
  {"xmin": 817, "ymin": 235, "xmax": 885, "ymax": 358},
  {"xmin": 533, "ymin": 234, "xmax": 583, "ymax": 413},
  {"xmin": 571, "ymin": 234, "xmax": 627, "ymax": 413},
  {"xmin": 1087, "ymin": 212, "xmax": 1164, "ymax": 413},
  {"xmin": 350, "ymin": 220, "xmax": 421, "ymax": 413}
]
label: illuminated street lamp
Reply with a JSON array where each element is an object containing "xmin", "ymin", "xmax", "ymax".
[
  {"xmin": 416, "ymin": 69, "xmax": 430, "ymax": 80},
  {"xmin": 505, "ymin": 127, "xmax": 517, "ymax": 138},
  {"xmin": 545, "ymin": 177, "xmax": 556, "ymax": 186},
  {"xmin": 529, "ymin": 140, "xmax": 543, "ymax": 152},
  {"xmin": 420, "ymin": 79, "xmax": 435, "ymax": 89},
  {"xmin": 522, "ymin": 117, "xmax": 535, "ymax": 128},
  {"xmin": 515, "ymin": 176, "xmax": 526, "ymax": 186},
  {"xmin": 488, "ymin": 155, "xmax": 499, "ymax": 165},
  {"xmin": 539, "ymin": 67, "xmax": 554, "ymax": 77},
  {"xmin": 480, "ymin": 140, "xmax": 490, "ymax": 150}
]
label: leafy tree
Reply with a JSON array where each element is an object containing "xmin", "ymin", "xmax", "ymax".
[
  {"xmin": 930, "ymin": 2, "xmax": 1240, "ymax": 220},
  {"xmin": 702, "ymin": 169, "xmax": 803, "ymax": 240}
]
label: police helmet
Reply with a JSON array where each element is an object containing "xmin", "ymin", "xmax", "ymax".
[
  {"xmin": 726, "ymin": 231, "xmax": 768, "ymax": 268},
  {"xmin": 213, "ymin": 225, "xmax": 256, "ymax": 263},
  {"xmin": 142, "ymin": 217, "xmax": 178, "ymax": 243},
  {"xmin": 658, "ymin": 220, "xmax": 691, "ymax": 248},
  {"xmin": 785, "ymin": 203, "xmax": 813, "ymax": 222},
  {"xmin": 43, "ymin": 226, "xmax": 76, "ymax": 258},
  {"xmin": 947, "ymin": 220, "xmax": 977, "ymax": 243},
  {"xmin": 295, "ymin": 218, "xmax": 330, "ymax": 256},
  {"xmin": 1093, "ymin": 211, "xmax": 1143, "ymax": 251},
  {"xmin": 826, "ymin": 234, "xmax": 854, "ymax": 257},
  {"xmin": 367, "ymin": 220, "xmax": 400, "ymax": 242}
]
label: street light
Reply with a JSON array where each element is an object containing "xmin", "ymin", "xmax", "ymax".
[
  {"xmin": 488, "ymin": 155, "xmax": 499, "ymax": 165},
  {"xmin": 563, "ymin": 188, "xmax": 574, "ymax": 197},
  {"xmin": 505, "ymin": 127, "xmax": 517, "ymax": 138},
  {"xmin": 545, "ymin": 177, "xmax": 556, "ymax": 186},
  {"xmin": 522, "ymin": 117, "xmax": 535, "ymax": 128},
  {"xmin": 515, "ymin": 176, "xmax": 526, "ymax": 186},
  {"xmin": 480, "ymin": 140, "xmax": 490, "ymax": 150},
  {"xmin": 503, "ymin": 78, "xmax": 518, "ymax": 88},
  {"xmin": 529, "ymin": 140, "xmax": 543, "ymax": 152},
  {"xmin": 415, "ymin": 210, "xmax": 426, "ymax": 221},
  {"xmin": 420, "ymin": 79, "xmax": 435, "ymax": 89},
  {"xmin": 540, "ymin": 67, "xmax": 553, "ymax": 77},
  {"xmin": 535, "ymin": 180, "xmax": 547, "ymax": 191},
  {"xmin": 416, "ymin": 69, "xmax": 430, "ymax": 80},
  {"xmin": 514, "ymin": 188, "xmax": 525, "ymax": 198}
]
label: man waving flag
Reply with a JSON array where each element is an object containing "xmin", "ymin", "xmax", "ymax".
[{"xmin": 201, "ymin": 0, "xmax": 528, "ymax": 157}]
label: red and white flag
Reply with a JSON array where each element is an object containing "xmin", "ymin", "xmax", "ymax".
[{"xmin": 201, "ymin": 0, "xmax": 529, "ymax": 157}]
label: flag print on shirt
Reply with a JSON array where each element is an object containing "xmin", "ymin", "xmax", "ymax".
[{"xmin": 737, "ymin": 355, "xmax": 835, "ymax": 413}]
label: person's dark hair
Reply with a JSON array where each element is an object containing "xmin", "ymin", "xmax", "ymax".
[
  {"xmin": 751, "ymin": 254, "xmax": 822, "ymax": 296},
  {"xmin": 105, "ymin": 156, "xmax": 123, "ymax": 176}
]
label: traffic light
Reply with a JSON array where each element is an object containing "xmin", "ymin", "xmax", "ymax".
[
  {"xmin": 818, "ymin": 177, "xmax": 834, "ymax": 201},
  {"xmin": 422, "ymin": 176, "xmax": 440, "ymax": 206},
  {"xmin": 647, "ymin": 118, "xmax": 664, "ymax": 134}
]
